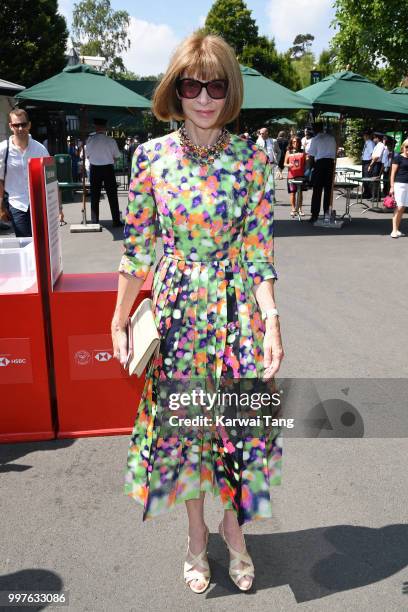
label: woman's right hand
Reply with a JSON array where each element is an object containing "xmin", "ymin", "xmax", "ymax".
[
  {"xmin": 389, "ymin": 188, "xmax": 394, "ymax": 196},
  {"xmin": 111, "ymin": 320, "xmax": 128, "ymax": 367}
]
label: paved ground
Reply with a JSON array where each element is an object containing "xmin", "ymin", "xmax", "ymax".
[{"xmin": 1, "ymin": 174, "xmax": 408, "ymax": 611}]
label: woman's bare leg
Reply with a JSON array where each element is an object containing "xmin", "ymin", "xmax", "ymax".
[
  {"xmin": 222, "ymin": 509, "xmax": 253, "ymax": 590},
  {"xmin": 185, "ymin": 494, "xmax": 207, "ymax": 590},
  {"xmin": 392, "ymin": 206, "xmax": 405, "ymax": 233},
  {"xmin": 290, "ymin": 192, "xmax": 296, "ymax": 214}
]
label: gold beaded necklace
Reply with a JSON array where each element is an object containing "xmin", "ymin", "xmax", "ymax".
[{"xmin": 178, "ymin": 124, "xmax": 230, "ymax": 165}]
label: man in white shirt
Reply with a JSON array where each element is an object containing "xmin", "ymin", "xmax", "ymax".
[
  {"xmin": 307, "ymin": 123, "xmax": 337, "ymax": 222},
  {"xmin": 381, "ymin": 136, "xmax": 394, "ymax": 197},
  {"xmin": 301, "ymin": 127, "xmax": 313, "ymax": 154},
  {"xmin": 368, "ymin": 132, "xmax": 385, "ymax": 201},
  {"xmin": 256, "ymin": 127, "xmax": 281, "ymax": 166},
  {"xmin": 0, "ymin": 109, "xmax": 49, "ymax": 237},
  {"xmin": 86, "ymin": 118, "xmax": 122, "ymax": 226},
  {"xmin": 256, "ymin": 127, "xmax": 280, "ymax": 202},
  {"xmin": 361, "ymin": 130, "xmax": 374, "ymax": 198}
]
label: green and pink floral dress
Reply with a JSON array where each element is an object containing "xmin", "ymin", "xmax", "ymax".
[{"xmin": 120, "ymin": 131, "xmax": 282, "ymax": 525}]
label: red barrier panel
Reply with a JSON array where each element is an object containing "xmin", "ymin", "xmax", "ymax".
[
  {"xmin": 0, "ymin": 291, "xmax": 55, "ymax": 442},
  {"xmin": 0, "ymin": 158, "xmax": 55, "ymax": 442},
  {"xmin": 51, "ymin": 273, "xmax": 151, "ymax": 438},
  {"xmin": 25, "ymin": 156, "xmax": 151, "ymax": 439}
]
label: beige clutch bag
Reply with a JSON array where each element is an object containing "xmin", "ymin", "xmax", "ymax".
[{"xmin": 125, "ymin": 298, "xmax": 160, "ymax": 377}]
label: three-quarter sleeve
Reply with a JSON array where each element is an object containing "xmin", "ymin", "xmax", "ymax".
[
  {"xmin": 240, "ymin": 151, "xmax": 278, "ymax": 286},
  {"xmin": 118, "ymin": 144, "xmax": 157, "ymax": 280}
]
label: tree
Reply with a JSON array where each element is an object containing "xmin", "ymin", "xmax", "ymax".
[
  {"xmin": 72, "ymin": 0, "xmax": 130, "ymax": 75},
  {"xmin": 289, "ymin": 34, "xmax": 315, "ymax": 60},
  {"xmin": 204, "ymin": 0, "xmax": 300, "ymax": 90},
  {"xmin": 241, "ymin": 37, "xmax": 300, "ymax": 90},
  {"xmin": 316, "ymin": 49, "xmax": 336, "ymax": 78},
  {"xmin": 0, "ymin": 0, "xmax": 68, "ymax": 88},
  {"xmin": 291, "ymin": 52, "xmax": 315, "ymax": 88},
  {"xmin": 331, "ymin": 0, "xmax": 408, "ymax": 88},
  {"xmin": 204, "ymin": 0, "xmax": 258, "ymax": 56}
]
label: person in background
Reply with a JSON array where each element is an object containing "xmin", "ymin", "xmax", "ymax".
[
  {"xmin": 126, "ymin": 136, "xmax": 139, "ymax": 185},
  {"xmin": 0, "ymin": 108, "xmax": 48, "ymax": 237},
  {"xmin": 381, "ymin": 136, "xmax": 394, "ymax": 198},
  {"xmin": 85, "ymin": 117, "xmax": 123, "ymax": 227},
  {"xmin": 301, "ymin": 127, "xmax": 313, "ymax": 154},
  {"xmin": 284, "ymin": 136, "xmax": 306, "ymax": 217},
  {"xmin": 368, "ymin": 132, "xmax": 385, "ymax": 202},
  {"xmin": 307, "ymin": 122, "xmax": 337, "ymax": 223},
  {"xmin": 276, "ymin": 130, "xmax": 288, "ymax": 179},
  {"xmin": 256, "ymin": 127, "xmax": 281, "ymax": 166},
  {"xmin": 389, "ymin": 138, "xmax": 408, "ymax": 238},
  {"xmin": 361, "ymin": 130, "xmax": 374, "ymax": 198},
  {"xmin": 67, "ymin": 136, "xmax": 80, "ymax": 182}
]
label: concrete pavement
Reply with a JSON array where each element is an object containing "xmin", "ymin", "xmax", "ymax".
[{"xmin": 1, "ymin": 177, "xmax": 408, "ymax": 611}]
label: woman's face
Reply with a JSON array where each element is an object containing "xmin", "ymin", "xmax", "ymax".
[{"xmin": 177, "ymin": 72, "xmax": 227, "ymax": 129}]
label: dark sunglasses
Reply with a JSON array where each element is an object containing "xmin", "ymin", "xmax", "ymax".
[
  {"xmin": 11, "ymin": 122, "xmax": 29, "ymax": 128},
  {"xmin": 176, "ymin": 78, "xmax": 228, "ymax": 99}
]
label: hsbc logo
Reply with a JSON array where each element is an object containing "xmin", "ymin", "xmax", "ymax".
[
  {"xmin": 94, "ymin": 351, "xmax": 112, "ymax": 362},
  {"xmin": 0, "ymin": 355, "xmax": 27, "ymax": 367}
]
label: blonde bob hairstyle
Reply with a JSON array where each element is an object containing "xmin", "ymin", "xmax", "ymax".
[
  {"xmin": 400, "ymin": 138, "xmax": 408, "ymax": 153},
  {"xmin": 153, "ymin": 33, "xmax": 243, "ymax": 127}
]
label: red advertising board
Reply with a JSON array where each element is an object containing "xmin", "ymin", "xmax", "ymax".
[
  {"xmin": 50, "ymin": 273, "xmax": 150, "ymax": 438},
  {"xmin": 29, "ymin": 157, "xmax": 150, "ymax": 438},
  {"xmin": 0, "ymin": 157, "xmax": 55, "ymax": 442},
  {"xmin": 1, "ymin": 156, "xmax": 151, "ymax": 442}
]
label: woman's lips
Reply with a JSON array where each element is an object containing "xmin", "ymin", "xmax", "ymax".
[{"xmin": 195, "ymin": 110, "xmax": 215, "ymax": 116}]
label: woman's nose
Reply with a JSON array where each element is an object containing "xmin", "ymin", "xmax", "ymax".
[{"xmin": 197, "ymin": 86, "xmax": 211, "ymax": 104}]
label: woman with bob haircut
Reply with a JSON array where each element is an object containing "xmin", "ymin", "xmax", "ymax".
[{"xmin": 111, "ymin": 32, "xmax": 284, "ymax": 594}]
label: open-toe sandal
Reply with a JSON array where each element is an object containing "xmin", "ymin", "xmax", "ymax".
[
  {"xmin": 219, "ymin": 520, "xmax": 254, "ymax": 591},
  {"xmin": 184, "ymin": 526, "xmax": 211, "ymax": 594}
]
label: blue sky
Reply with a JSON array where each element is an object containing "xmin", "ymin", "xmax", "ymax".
[{"xmin": 59, "ymin": 0, "xmax": 336, "ymax": 75}]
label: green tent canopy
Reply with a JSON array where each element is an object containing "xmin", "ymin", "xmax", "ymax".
[
  {"xmin": 389, "ymin": 87, "xmax": 408, "ymax": 95},
  {"xmin": 16, "ymin": 64, "xmax": 151, "ymax": 110},
  {"xmin": 266, "ymin": 117, "xmax": 296, "ymax": 125},
  {"xmin": 298, "ymin": 71, "xmax": 408, "ymax": 118},
  {"xmin": 240, "ymin": 65, "xmax": 313, "ymax": 111},
  {"xmin": 117, "ymin": 68, "xmax": 312, "ymax": 112}
]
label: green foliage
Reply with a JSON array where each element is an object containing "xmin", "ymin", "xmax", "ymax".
[
  {"xmin": 291, "ymin": 52, "xmax": 315, "ymax": 88},
  {"xmin": 344, "ymin": 119, "xmax": 367, "ymax": 161},
  {"xmin": 0, "ymin": 0, "xmax": 68, "ymax": 87},
  {"xmin": 241, "ymin": 38, "xmax": 300, "ymax": 90},
  {"xmin": 289, "ymin": 34, "xmax": 315, "ymax": 59},
  {"xmin": 331, "ymin": 0, "xmax": 408, "ymax": 87},
  {"xmin": 204, "ymin": 0, "xmax": 300, "ymax": 90},
  {"xmin": 204, "ymin": 0, "xmax": 258, "ymax": 56},
  {"xmin": 72, "ymin": 0, "xmax": 130, "ymax": 75},
  {"xmin": 316, "ymin": 48, "xmax": 336, "ymax": 78}
]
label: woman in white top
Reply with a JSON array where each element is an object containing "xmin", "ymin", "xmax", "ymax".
[{"xmin": 390, "ymin": 139, "xmax": 408, "ymax": 238}]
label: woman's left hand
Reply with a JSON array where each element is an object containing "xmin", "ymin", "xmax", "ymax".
[{"xmin": 263, "ymin": 318, "xmax": 284, "ymax": 380}]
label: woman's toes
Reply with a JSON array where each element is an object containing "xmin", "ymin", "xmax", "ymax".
[{"xmin": 238, "ymin": 576, "xmax": 252, "ymax": 590}]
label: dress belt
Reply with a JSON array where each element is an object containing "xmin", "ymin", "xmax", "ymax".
[{"xmin": 163, "ymin": 252, "xmax": 239, "ymax": 264}]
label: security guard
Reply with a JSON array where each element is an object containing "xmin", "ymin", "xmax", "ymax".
[{"xmin": 85, "ymin": 118, "xmax": 123, "ymax": 226}]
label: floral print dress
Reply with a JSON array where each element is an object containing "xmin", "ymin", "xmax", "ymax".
[{"xmin": 120, "ymin": 132, "xmax": 282, "ymax": 525}]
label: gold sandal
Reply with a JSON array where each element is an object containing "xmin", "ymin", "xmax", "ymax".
[
  {"xmin": 219, "ymin": 520, "xmax": 254, "ymax": 591},
  {"xmin": 184, "ymin": 526, "xmax": 211, "ymax": 594}
]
